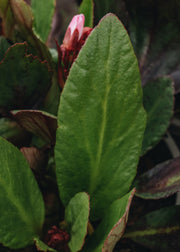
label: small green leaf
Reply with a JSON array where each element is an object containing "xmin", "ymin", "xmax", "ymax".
[
  {"xmin": 125, "ymin": 206, "xmax": 180, "ymax": 252},
  {"xmin": 55, "ymin": 14, "xmax": 146, "ymax": 220},
  {"xmin": 34, "ymin": 237, "xmax": 57, "ymax": 252},
  {"xmin": 31, "ymin": 0, "xmax": 55, "ymax": 42},
  {"xmin": 12, "ymin": 110, "xmax": 57, "ymax": 144},
  {"xmin": 134, "ymin": 157, "xmax": 180, "ymax": 199},
  {"xmin": 82, "ymin": 189, "xmax": 135, "ymax": 252},
  {"xmin": 65, "ymin": 192, "xmax": 90, "ymax": 252},
  {"xmin": 0, "ymin": 137, "xmax": 45, "ymax": 249},
  {"xmin": 79, "ymin": 0, "xmax": 94, "ymax": 28},
  {"xmin": 0, "ymin": 43, "xmax": 52, "ymax": 110},
  {"xmin": 142, "ymin": 77, "xmax": 174, "ymax": 155}
]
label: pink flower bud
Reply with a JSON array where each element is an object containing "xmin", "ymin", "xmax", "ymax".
[
  {"xmin": 63, "ymin": 14, "xmax": 85, "ymax": 48},
  {"xmin": 57, "ymin": 14, "xmax": 92, "ymax": 88}
]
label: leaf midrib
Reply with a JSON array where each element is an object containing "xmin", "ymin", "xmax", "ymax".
[{"xmin": 89, "ymin": 24, "xmax": 112, "ymax": 194}]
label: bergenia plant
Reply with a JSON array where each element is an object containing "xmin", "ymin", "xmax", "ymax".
[{"xmin": 0, "ymin": 0, "xmax": 179, "ymax": 252}]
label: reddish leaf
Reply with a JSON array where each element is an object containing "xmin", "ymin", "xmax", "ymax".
[
  {"xmin": 12, "ymin": 110, "xmax": 57, "ymax": 144},
  {"xmin": 20, "ymin": 147, "xmax": 48, "ymax": 174},
  {"xmin": 134, "ymin": 157, "xmax": 180, "ymax": 199},
  {"xmin": 124, "ymin": 206, "xmax": 180, "ymax": 252}
]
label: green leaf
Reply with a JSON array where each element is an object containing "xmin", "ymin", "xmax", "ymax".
[
  {"xmin": 125, "ymin": 206, "xmax": 180, "ymax": 252},
  {"xmin": 0, "ymin": 137, "xmax": 45, "ymax": 249},
  {"xmin": 55, "ymin": 14, "xmax": 146, "ymax": 220},
  {"xmin": 82, "ymin": 189, "xmax": 135, "ymax": 252},
  {"xmin": 141, "ymin": 77, "xmax": 174, "ymax": 155},
  {"xmin": 34, "ymin": 237, "xmax": 57, "ymax": 252},
  {"xmin": 12, "ymin": 110, "xmax": 57, "ymax": 144},
  {"xmin": 65, "ymin": 192, "xmax": 90, "ymax": 252},
  {"xmin": 31, "ymin": 0, "xmax": 55, "ymax": 42},
  {"xmin": 0, "ymin": 43, "xmax": 52, "ymax": 110},
  {"xmin": 79, "ymin": 0, "xmax": 94, "ymax": 28},
  {"xmin": 134, "ymin": 157, "xmax": 180, "ymax": 199},
  {"xmin": 0, "ymin": 36, "xmax": 11, "ymax": 61}
]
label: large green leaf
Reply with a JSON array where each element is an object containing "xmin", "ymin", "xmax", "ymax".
[
  {"xmin": 141, "ymin": 77, "xmax": 174, "ymax": 155},
  {"xmin": 55, "ymin": 14, "xmax": 146, "ymax": 220},
  {"xmin": 0, "ymin": 43, "xmax": 52, "ymax": 110},
  {"xmin": 0, "ymin": 137, "xmax": 45, "ymax": 249},
  {"xmin": 31, "ymin": 0, "xmax": 55, "ymax": 42},
  {"xmin": 82, "ymin": 189, "xmax": 135, "ymax": 252},
  {"xmin": 65, "ymin": 192, "xmax": 90, "ymax": 252},
  {"xmin": 124, "ymin": 206, "xmax": 180, "ymax": 252},
  {"xmin": 79, "ymin": 0, "xmax": 94, "ymax": 28}
]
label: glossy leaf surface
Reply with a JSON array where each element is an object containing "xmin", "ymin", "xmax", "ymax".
[
  {"xmin": 142, "ymin": 77, "xmax": 174, "ymax": 155},
  {"xmin": 31, "ymin": 0, "xmax": 55, "ymax": 42},
  {"xmin": 65, "ymin": 192, "xmax": 90, "ymax": 252},
  {"xmin": 82, "ymin": 189, "xmax": 135, "ymax": 252},
  {"xmin": 79, "ymin": 0, "xmax": 94, "ymax": 27},
  {"xmin": 125, "ymin": 206, "xmax": 180, "ymax": 252},
  {"xmin": 134, "ymin": 157, "xmax": 180, "ymax": 199},
  {"xmin": 0, "ymin": 137, "xmax": 45, "ymax": 249},
  {"xmin": 0, "ymin": 43, "xmax": 52, "ymax": 110},
  {"xmin": 55, "ymin": 14, "xmax": 146, "ymax": 220}
]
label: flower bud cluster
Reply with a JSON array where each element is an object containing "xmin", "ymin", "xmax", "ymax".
[
  {"xmin": 45, "ymin": 225, "xmax": 70, "ymax": 251},
  {"xmin": 57, "ymin": 14, "xmax": 92, "ymax": 88}
]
